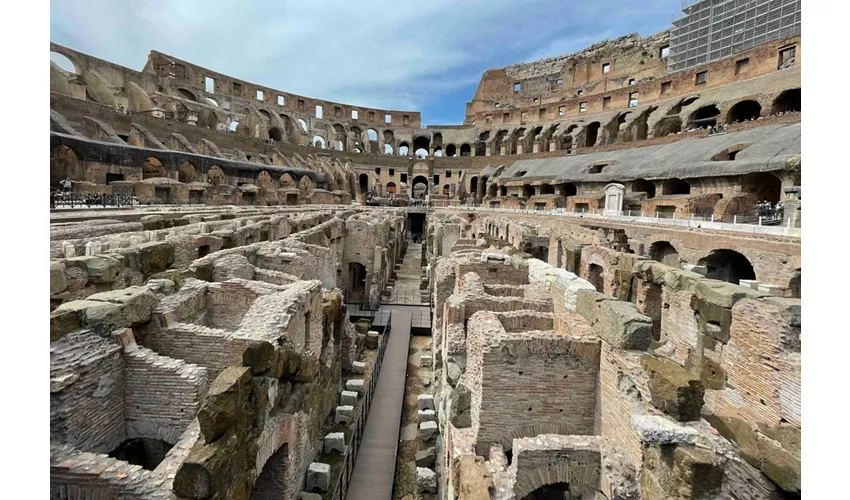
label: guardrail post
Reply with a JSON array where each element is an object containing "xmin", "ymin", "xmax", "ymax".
[
  {"xmin": 656, "ymin": 211, "xmax": 660, "ymax": 219},
  {"xmin": 758, "ymin": 216, "xmax": 763, "ymax": 226},
  {"xmin": 711, "ymin": 214, "xmax": 715, "ymax": 222},
  {"xmin": 734, "ymin": 215, "xmax": 737, "ymax": 224}
]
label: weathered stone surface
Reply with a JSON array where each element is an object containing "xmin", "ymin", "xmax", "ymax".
[
  {"xmin": 351, "ymin": 361, "xmax": 366, "ymax": 374},
  {"xmin": 346, "ymin": 378, "xmax": 365, "ymax": 394},
  {"xmin": 416, "ymin": 467, "xmax": 437, "ymax": 493},
  {"xmin": 50, "ymin": 261, "xmax": 68, "ymax": 295},
  {"xmin": 417, "ymin": 409, "xmax": 437, "ymax": 424},
  {"xmin": 306, "ymin": 462, "xmax": 331, "ymax": 493},
  {"xmin": 138, "ymin": 241, "xmax": 175, "ymax": 275},
  {"xmin": 417, "ymin": 394, "xmax": 435, "ymax": 411},
  {"xmin": 694, "ymin": 279, "xmax": 766, "ymax": 308},
  {"xmin": 324, "ymin": 432, "xmax": 345, "ymax": 454},
  {"xmin": 173, "ymin": 433, "xmax": 237, "ymax": 499},
  {"xmin": 66, "ymin": 255, "xmax": 122, "ymax": 283},
  {"xmin": 421, "ymin": 353, "xmax": 433, "ymax": 367},
  {"xmin": 298, "ymin": 493, "xmax": 323, "ymax": 500},
  {"xmin": 87, "ymin": 286, "xmax": 158, "ymax": 326},
  {"xmin": 419, "ymin": 421, "xmax": 438, "ymax": 441},
  {"xmin": 365, "ymin": 330, "xmax": 379, "ymax": 349},
  {"xmin": 53, "ymin": 299, "xmax": 120, "ymax": 335},
  {"xmin": 576, "ymin": 290, "xmax": 653, "ymax": 350},
  {"xmin": 449, "ymin": 383, "xmax": 472, "ymax": 428},
  {"xmin": 198, "ymin": 366, "xmax": 252, "ymax": 443},
  {"xmin": 445, "ymin": 356, "xmax": 462, "ymax": 387},
  {"xmin": 242, "ymin": 340, "xmax": 274, "ymax": 375},
  {"xmin": 641, "ymin": 355, "xmax": 705, "ymax": 421},
  {"xmin": 340, "ymin": 390, "xmax": 358, "ymax": 406},
  {"xmin": 415, "ymin": 447, "xmax": 436, "ymax": 467},
  {"xmin": 335, "ymin": 405, "xmax": 354, "ymax": 424},
  {"xmin": 632, "ymin": 415, "xmax": 698, "ymax": 444}
]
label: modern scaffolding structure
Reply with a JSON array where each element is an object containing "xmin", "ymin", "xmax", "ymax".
[{"xmin": 667, "ymin": 0, "xmax": 801, "ymax": 73}]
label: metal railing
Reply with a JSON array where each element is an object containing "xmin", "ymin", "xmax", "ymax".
[
  {"xmin": 329, "ymin": 311, "xmax": 393, "ymax": 500},
  {"xmin": 50, "ymin": 188, "xmax": 137, "ymax": 209}
]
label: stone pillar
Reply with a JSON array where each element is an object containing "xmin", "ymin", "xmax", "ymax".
[
  {"xmin": 783, "ymin": 186, "xmax": 801, "ymax": 228},
  {"xmin": 517, "ymin": 144, "xmax": 524, "ymax": 155},
  {"xmin": 532, "ymin": 143, "xmax": 540, "ymax": 153},
  {"xmin": 603, "ymin": 183, "xmax": 626, "ymax": 216},
  {"xmin": 549, "ymin": 140, "xmax": 557, "ymax": 152}
]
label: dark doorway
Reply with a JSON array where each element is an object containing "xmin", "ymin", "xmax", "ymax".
[
  {"xmin": 250, "ymin": 444, "xmax": 288, "ymax": 500},
  {"xmin": 698, "ymin": 249, "xmax": 756, "ymax": 284},
  {"xmin": 649, "ymin": 241, "xmax": 680, "ymax": 267},
  {"xmin": 198, "ymin": 244, "xmax": 211, "ymax": 258},
  {"xmin": 408, "ymin": 213, "xmax": 426, "ymax": 242},
  {"xmin": 522, "ymin": 482, "xmax": 571, "ymax": 500},
  {"xmin": 106, "ymin": 173, "xmax": 125, "ymax": 185},
  {"xmin": 348, "ymin": 262, "xmax": 367, "ymax": 301},
  {"xmin": 588, "ymin": 264, "xmax": 604, "ymax": 292},
  {"xmin": 108, "ymin": 438, "xmax": 174, "ymax": 471}
]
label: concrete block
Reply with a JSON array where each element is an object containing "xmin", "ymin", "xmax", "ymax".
[
  {"xmin": 306, "ymin": 462, "xmax": 331, "ymax": 493},
  {"xmin": 632, "ymin": 415, "xmax": 698, "ymax": 444},
  {"xmin": 417, "ymin": 409, "xmax": 437, "ymax": 424},
  {"xmin": 641, "ymin": 355, "xmax": 705, "ymax": 421},
  {"xmin": 351, "ymin": 361, "xmax": 366, "ymax": 375},
  {"xmin": 758, "ymin": 283, "xmax": 785, "ymax": 296},
  {"xmin": 340, "ymin": 391, "xmax": 358, "ymax": 406},
  {"xmin": 682, "ymin": 264, "xmax": 707, "ymax": 276},
  {"xmin": 738, "ymin": 279, "xmax": 760, "ymax": 290},
  {"xmin": 421, "ymin": 354, "xmax": 433, "ymax": 367},
  {"xmin": 416, "ymin": 447, "xmax": 436, "ymax": 467},
  {"xmin": 419, "ymin": 420, "xmax": 438, "ymax": 441},
  {"xmin": 417, "ymin": 394, "xmax": 435, "ymax": 411},
  {"xmin": 324, "ymin": 432, "xmax": 345, "ymax": 454},
  {"xmin": 334, "ymin": 405, "xmax": 354, "ymax": 425},
  {"xmin": 365, "ymin": 331, "xmax": 379, "ymax": 350},
  {"xmin": 346, "ymin": 379, "xmax": 365, "ymax": 394}
]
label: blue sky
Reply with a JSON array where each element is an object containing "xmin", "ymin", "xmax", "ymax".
[{"xmin": 50, "ymin": 0, "xmax": 682, "ymax": 126}]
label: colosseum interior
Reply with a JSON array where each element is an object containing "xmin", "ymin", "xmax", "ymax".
[{"xmin": 48, "ymin": 1, "xmax": 803, "ymax": 499}]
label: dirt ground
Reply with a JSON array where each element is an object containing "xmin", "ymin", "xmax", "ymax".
[{"xmin": 392, "ymin": 334, "xmax": 432, "ymax": 500}]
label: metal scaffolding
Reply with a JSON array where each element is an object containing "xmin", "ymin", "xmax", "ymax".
[{"xmin": 667, "ymin": 0, "xmax": 801, "ymax": 73}]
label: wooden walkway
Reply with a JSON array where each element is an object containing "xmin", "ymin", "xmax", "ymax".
[{"xmin": 346, "ymin": 308, "xmax": 412, "ymax": 500}]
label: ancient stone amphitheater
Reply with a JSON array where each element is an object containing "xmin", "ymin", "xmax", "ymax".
[{"xmin": 50, "ymin": 1, "xmax": 801, "ymax": 499}]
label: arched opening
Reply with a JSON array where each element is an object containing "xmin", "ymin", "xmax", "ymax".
[
  {"xmin": 487, "ymin": 183, "xmax": 498, "ymax": 198},
  {"xmin": 442, "ymin": 184, "xmax": 451, "ymax": 195},
  {"xmin": 476, "ymin": 132, "xmax": 489, "ymax": 156},
  {"xmin": 297, "ymin": 118, "xmax": 308, "ymax": 133},
  {"xmin": 521, "ymin": 185, "xmax": 535, "ymax": 198},
  {"xmin": 177, "ymin": 88, "xmax": 196, "ymax": 101},
  {"xmin": 348, "ymin": 262, "xmax": 367, "ymax": 301},
  {"xmin": 333, "ymin": 124, "xmax": 347, "ymax": 151},
  {"xmin": 470, "ymin": 176, "xmax": 479, "ymax": 196},
  {"xmin": 788, "ymin": 270, "xmax": 801, "ymax": 299},
  {"xmin": 493, "ymin": 130, "xmax": 508, "ymax": 154},
  {"xmin": 384, "ymin": 144, "xmax": 395, "ymax": 154},
  {"xmin": 499, "ymin": 186, "xmax": 508, "ymax": 197},
  {"xmin": 742, "ymin": 172, "xmax": 782, "ymax": 204},
  {"xmin": 359, "ymin": 173, "xmax": 369, "ymax": 194},
  {"xmin": 588, "ymin": 264, "xmax": 604, "ymax": 292},
  {"xmin": 631, "ymin": 178, "xmax": 656, "ymax": 198},
  {"xmin": 50, "ymin": 145, "xmax": 83, "ymax": 187},
  {"xmin": 206, "ymin": 97, "xmax": 219, "ymax": 108},
  {"xmin": 386, "ymin": 181, "xmax": 397, "ymax": 195},
  {"xmin": 413, "ymin": 136, "xmax": 430, "ymax": 156},
  {"xmin": 662, "ymin": 178, "xmax": 690, "ymax": 195},
  {"xmin": 446, "ymin": 144, "xmax": 457, "ymax": 157},
  {"xmin": 251, "ymin": 443, "xmax": 289, "ymax": 498},
  {"xmin": 143, "ymin": 157, "xmax": 165, "ymax": 179},
  {"xmin": 557, "ymin": 183, "xmax": 577, "ymax": 197},
  {"xmin": 207, "ymin": 165, "xmax": 225, "ymax": 186},
  {"xmin": 198, "ymin": 244, "xmax": 211, "ymax": 258},
  {"xmin": 539, "ymin": 184, "xmax": 554, "ymax": 195},
  {"xmin": 312, "ymin": 136, "xmax": 325, "ymax": 148},
  {"xmin": 108, "ymin": 438, "xmax": 174, "ymax": 471},
  {"xmin": 654, "ymin": 116, "xmax": 682, "ymax": 137},
  {"xmin": 412, "ymin": 175, "xmax": 428, "ymax": 199},
  {"xmin": 689, "ymin": 105, "xmax": 720, "ymax": 128},
  {"xmin": 434, "ymin": 148, "xmax": 442, "ymax": 157},
  {"xmin": 460, "ymin": 143, "xmax": 471, "ymax": 156},
  {"xmin": 268, "ymin": 127, "xmax": 283, "ymax": 142},
  {"xmin": 727, "ymin": 100, "xmax": 762, "ymax": 123},
  {"xmin": 367, "ymin": 129, "xmax": 379, "ymax": 152},
  {"xmin": 51, "ymin": 52, "xmax": 79, "ymax": 74},
  {"xmin": 649, "ymin": 241, "xmax": 680, "ymax": 267},
  {"xmin": 772, "ymin": 88, "xmax": 800, "ymax": 113},
  {"xmin": 523, "ymin": 482, "xmax": 572, "ymax": 500},
  {"xmin": 415, "ymin": 148, "xmax": 428, "ymax": 158},
  {"xmin": 178, "ymin": 162, "xmax": 197, "ymax": 183},
  {"xmin": 508, "ymin": 128, "xmax": 526, "ymax": 155},
  {"xmin": 698, "ymin": 249, "xmax": 756, "ymax": 284},
  {"xmin": 584, "ymin": 122, "xmax": 600, "ymax": 147}
]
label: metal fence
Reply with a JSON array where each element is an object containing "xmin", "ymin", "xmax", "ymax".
[
  {"xmin": 51, "ymin": 188, "xmax": 137, "ymax": 209},
  {"xmin": 329, "ymin": 311, "xmax": 393, "ymax": 500}
]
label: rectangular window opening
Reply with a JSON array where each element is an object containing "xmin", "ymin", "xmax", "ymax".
[
  {"xmin": 352, "ymin": 109, "xmax": 359, "ymax": 119},
  {"xmin": 602, "ymin": 63, "xmax": 610, "ymax": 74},
  {"xmin": 778, "ymin": 46, "xmax": 796, "ymax": 70},
  {"xmin": 533, "ymin": 97, "xmax": 539, "ymax": 104},
  {"xmin": 389, "ymin": 168, "xmax": 395, "ymax": 176},
  {"xmin": 661, "ymin": 81, "xmax": 672, "ymax": 94},
  {"xmin": 316, "ymin": 105, "xmax": 323, "ymax": 118},
  {"xmin": 375, "ymin": 167, "xmax": 381, "ymax": 175},
  {"xmin": 232, "ymin": 81, "xmax": 242, "ymax": 95},
  {"xmin": 277, "ymin": 95, "xmax": 285, "ymax": 106},
  {"xmin": 735, "ymin": 58, "xmax": 750, "ymax": 75},
  {"xmin": 514, "ymin": 82, "xmax": 521, "ymax": 92},
  {"xmin": 539, "ymin": 108, "xmax": 546, "ymax": 119},
  {"xmin": 401, "ymin": 173, "xmax": 408, "ymax": 183},
  {"xmin": 602, "ymin": 96, "xmax": 611, "ymax": 109},
  {"xmin": 628, "ymin": 92, "xmax": 639, "ymax": 108},
  {"xmin": 433, "ymin": 174, "xmax": 439, "ymax": 184},
  {"xmin": 695, "ymin": 71, "xmax": 707, "ymax": 85},
  {"xmin": 628, "ymin": 78, "xmax": 636, "ymax": 86},
  {"xmin": 579, "ymin": 102, "xmax": 587, "ymax": 113},
  {"xmin": 558, "ymin": 106, "xmax": 565, "ymax": 116},
  {"xmin": 660, "ymin": 45, "xmax": 670, "ymax": 59},
  {"xmin": 205, "ymin": 77, "xmax": 215, "ymax": 93},
  {"xmin": 446, "ymin": 171, "xmax": 452, "ymax": 178},
  {"xmin": 256, "ymin": 90, "xmax": 264, "ymax": 101},
  {"xmin": 385, "ymin": 114, "xmax": 392, "ymax": 124}
]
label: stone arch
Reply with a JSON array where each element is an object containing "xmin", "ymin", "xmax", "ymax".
[
  {"xmin": 460, "ymin": 143, "xmax": 471, "ymax": 156},
  {"xmin": 667, "ymin": 96, "xmax": 700, "ymax": 116},
  {"xmin": 268, "ymin": 126, "xmax": 284, "ymax": 142},
  {"xmin": 698, "ymin": 249, "xmax": 756, "ymax": 284},
  {"xmin": 742, "ymin": 172, "xmax": 782, "ymax": 204},
  {"xmin": 584, "ymin": 122, "xmax": 600, "ymax": 147},
  {"xmin": 493, "ymin": 130, "xmax": 508, "ymax": 154},
  {"xmin": 50, "ymin": 145, "xmax": 84, "ymax": 187},
  {"xmin": 398, "ymin": 142, "xmax": 409, "ymax": 155},
  {"xmin": 712, "ymin": 143, "xmax": 750, "ymax": 161},
  {"xmin": 689, "ymin": 104, "xmax": 720, "ymax": 128},
  {"xmin": 521, "ymin": 185, "xmax": 535, "ymax": 198},
  {"xmin": 207, "ymin": 165, "xmax": 226, "ymax": 186},
  {"xmin": 727, "ymin": 100, "xmax": 762, "ymax": 123},
  {"xmin": 508, "ymin": 128, "xmax": 526, "ymax": 155},
  {"xmin": 257, "ymin": 170, "xmax": 273, "ymax": 188},
  {"xmin": 557, "ymin": 183, "xmax": 577, "ymax": 197},
  {"xmin": 333, "ymin": 123, "xmax": 347, "ymax": 151},
  {"xmin": 772, "ymin": 88, "xmax": 800, "ymax": 114},
  {"xmin": 412, "ymin": 175, "xmax": 429, "ymax": 199},
  {"xmin": 143, "ymin": 157, "xmax": 165, "ymax": 179},
  {"xmin": 50, "ymin": 51, "xmax": 79, "ymax": 74},
  {"xmin": 446, "ymin": 144, "xmax": 457, "ymax": 157},
  {"xmin": 649, "ymin": 241, "xmax": 680, "ymax": 267},
  {"xmin": 788, "ymin": 269, "xmax": 801, "ymax": 299},
  {"xmin": 631, "ymin": 178, "xmax": 655, "ymax": 198},
  {"xmin": 177, "ymin": 88, "xmax": 197, "ymax": 101},
  {"xmin": 588, "ymin": 263, "xmax": 604, "ymax": 292},
  {"xmin": 312, "ymin": 136, "xmax": 325, "ymax": 148},
  {"xmin": 476, "ymin": 131, "xmax": 490, "ymax": 156},
  {"xmin": 470, "ymin": 176, "xmax": 478, "ymax": 196},
  {"xmin": 386, "ymin": 181, "xmax": 397, "ymax": 194},
  {"xmin": 491, "ymin": 423, "xmax": 579, "ymax": 454},
  {"xmin": 654, "ymin": 116, "xmax": 682, "ymax": 137},
  {"xmin": 662, "ymin": 178, "xmax": 690, "ymax": 195},
  {"xmin": 178, "ymin": 162, "xmax": 197, "ymax": 183},
  {"xmin": 280, "ymin": 173, "xmax": 295, "ymax": 188},
  {"xmin": 359, "ymin": 173, "xmax": 369, "ymax": 194},
  {"xmin": 539, "ymin": 183, "xmax": 554, "ymax": 195},
  {"xmin": 251, "ymin": 443, "xmax": 290, "ymax": 498}
]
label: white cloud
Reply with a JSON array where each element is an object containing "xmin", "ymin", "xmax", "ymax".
[{"xmin": 50, "ymin": 0, "xmax": 681, "ymax": 121}]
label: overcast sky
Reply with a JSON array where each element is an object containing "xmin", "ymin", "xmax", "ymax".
[{"xmin": 50, "ymin": 0, "xmax": 682, "ymax": 125}]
